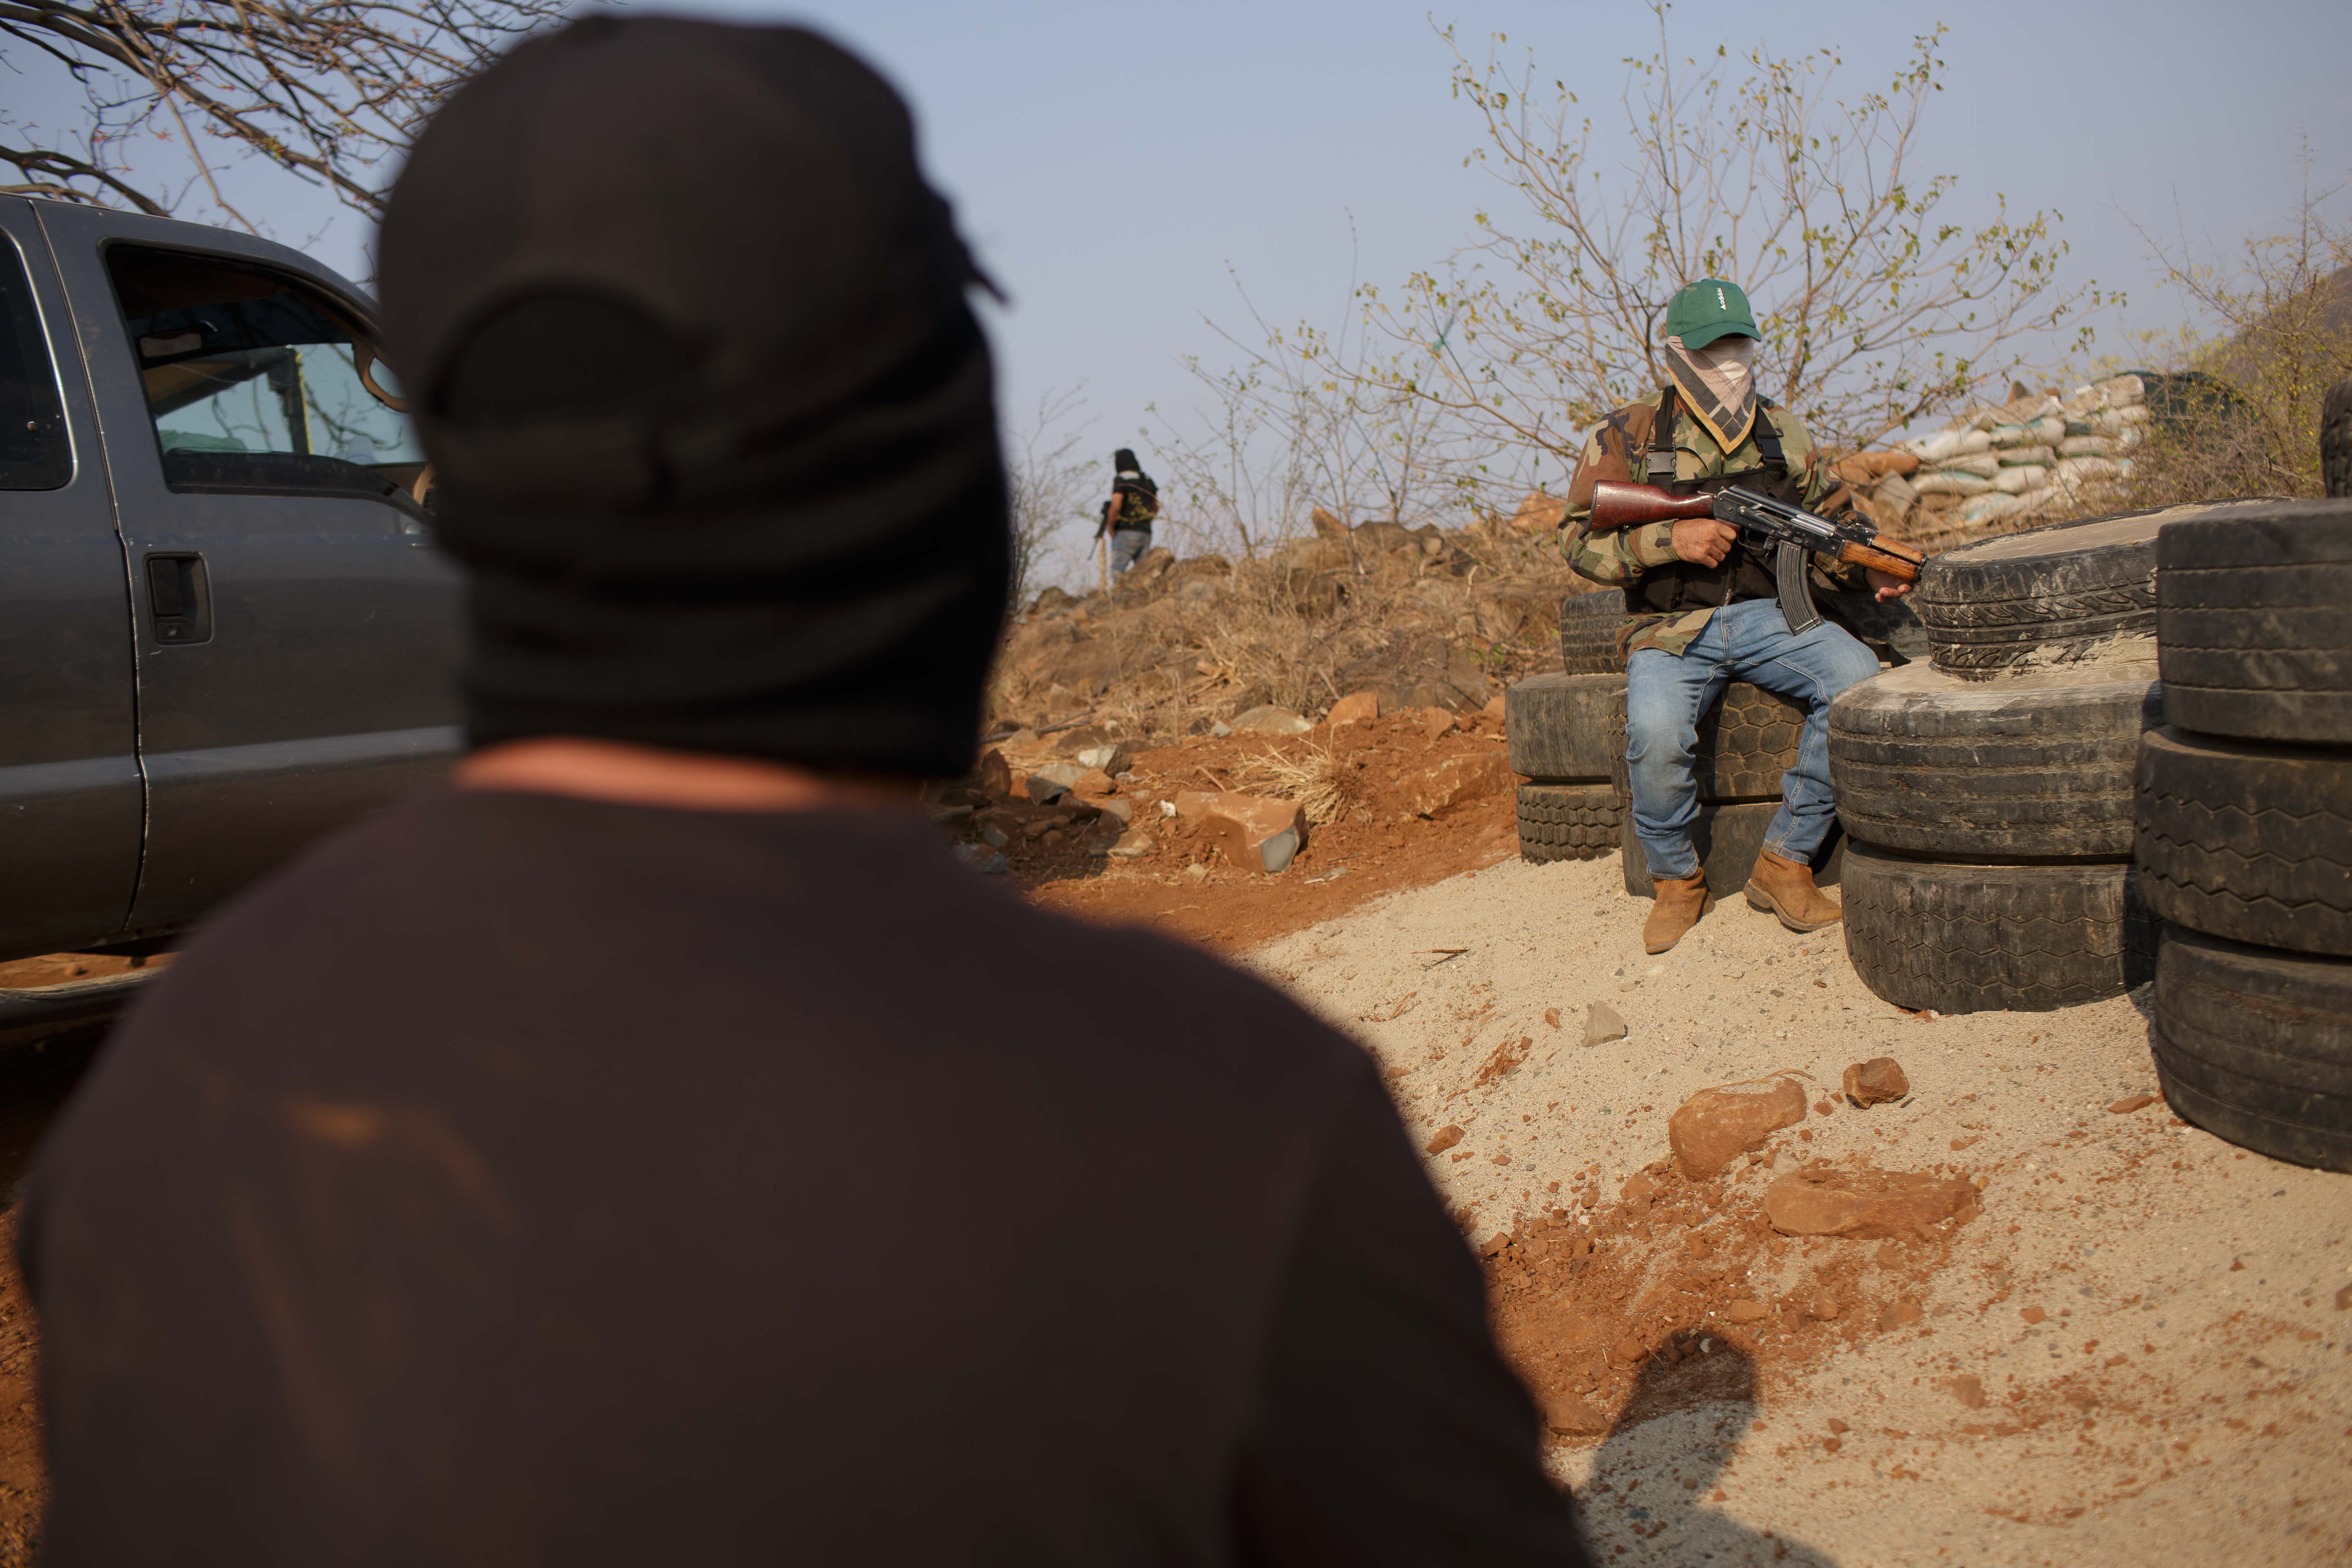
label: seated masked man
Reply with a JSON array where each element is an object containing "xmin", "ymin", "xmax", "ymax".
[{"xmin": 1558, "ymin": 278, "xmax": 1911, "ymax": 956}]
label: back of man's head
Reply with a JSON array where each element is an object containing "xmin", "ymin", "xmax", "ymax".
[{"xmin": 380, "ymin": 18, "xmax": 1009, "ymax": 780}]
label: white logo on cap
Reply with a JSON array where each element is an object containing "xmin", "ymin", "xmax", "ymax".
[{"xmin": 1717, "ymin": 287, "xmax": 1727, "ymax": 310}]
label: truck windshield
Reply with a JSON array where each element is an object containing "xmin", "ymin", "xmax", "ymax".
[{"xmin": 106, "ymin": 245, "xmax": 424, "ymax": 505}]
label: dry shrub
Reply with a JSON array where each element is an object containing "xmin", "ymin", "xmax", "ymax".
[{"xmin": 1238, "ymin": 741, "xmax": 1350, "ymax": 825}]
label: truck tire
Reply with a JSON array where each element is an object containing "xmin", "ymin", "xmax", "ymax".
[
  {"xmin": 1505, "ymin": 673, "xmax": 1625, "ymax": 783},
  {"xmin": 1829, "ymin": 661, "xmax": 2160, "ymax": 858},
  {"xmin": 2134, "ymin": 726, "xmax": 2352, "ymax": 958},
  {"xmin": 2153, "ymin": 926, "xmax": 2352, "ymax": 1172},
  {"xmin": 2155, "ymin": 499, "xmax": 2352, "ymax": 744},
  {"xmin": 1518, "ymin": 783, "xmax": 1623, "ymax": 863},
  {"xmin": 1608, "ymin": 681, "xmax": 1806, "ymax": 804},
  {"xmin": 1620, "ymin": 800, "xmax": 1842, "ymax": 897},
  {"xmin": 1913, "ymin": 509, "xmax": 2172, "ymax": 676},
  {"xmin": 1559, "ymin": 592, "xmax": 1630, "ymax": 676},
  {"xmin": 1841, "ymin": 845, "xmax": 2154, "ymax": 1014}
]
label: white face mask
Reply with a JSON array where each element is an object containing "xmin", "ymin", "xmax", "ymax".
[{"xmin": 1665, "ymin": 332, "xmax": 1759, "ymax": 450}]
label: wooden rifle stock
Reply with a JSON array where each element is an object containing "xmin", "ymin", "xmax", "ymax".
[
  {"xmin": 1835, "ymin": 535, "xmax": 1926, "ymax": 584},
  {"xmin": 1588, "ymin": 481, "xmax": 1715, "ymax": 533}
]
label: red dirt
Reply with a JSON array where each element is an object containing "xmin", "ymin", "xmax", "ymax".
[{"xmin": 1003, "ymin": 708, "xmax": 1526, "ymax": 953}]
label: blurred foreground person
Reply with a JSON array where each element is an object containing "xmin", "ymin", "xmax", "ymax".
[{"xmin": 21, "ymin": 20, "xmax": 1590, "ymax": 1565}]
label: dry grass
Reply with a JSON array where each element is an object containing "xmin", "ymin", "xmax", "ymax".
[{"xmin": 1237, "ymin": 741, "xmax": 1351, "ymax": 825}]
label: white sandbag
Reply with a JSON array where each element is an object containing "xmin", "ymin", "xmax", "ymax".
[
  {"xmin": 1912, "ymin": 470, "xmax": 1993, "ymax": 497},
  {"xmin": 1907, "ymin": 430, "xmax": 1966, "ymax": 463},
  {"xmin": 2095, "ymin": 374, "xmax": 2144, "ymax": 408},
  {"xmin": 1993, "ymin": 464, "xmax": 2047, "ymax": 494},
  {"xmin": 2055, "ymin": 455, "xmax": 2122, "ymax": 484},
  {"xmin": 1933, "ymin": 452, "xmax": 2002, "ymax": 479},
  {"xmin": 2060, "ymin": 385, "xmax": 2104, "ymax": 418},
  {"xmin": 1997, "ymin": 444, "xmax": 2058, "ymax": 466},
  {"xmin": 2014, "ymin": 485, "xmax": 2064, "ymax": 515},
  {"xmin": 1959, "ymin": 491, "xmax": 2027, "ymax": 524},
  {"xmin": 2089, "ymin": 405, "xmax": 2151, "ymax": 436},
  {"xmin": 2058, "ymin": 434, "xmax": 2117, "ymax": 459},
  {"xmin": 1875, "ymin": 471, "xmax": 1919, "ymax": 508},
  {"xmin": 1990, "ymin": 416, "xmax": 2065, "ymax": 447}
]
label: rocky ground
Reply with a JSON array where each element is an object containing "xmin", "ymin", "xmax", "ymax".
[{"xmin": 1234, "ymin": 853, "xmax": 2352, "ymax": 1566}]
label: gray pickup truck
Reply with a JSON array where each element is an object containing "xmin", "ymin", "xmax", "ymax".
[{"xmin": 0, "ymin": 198, "xmax": 460, "ymax": 1034}]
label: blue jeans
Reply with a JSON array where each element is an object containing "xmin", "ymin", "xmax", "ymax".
[
  {"xmin": 1625, "ymin": 598, "xmax": 1882, "ymax": 881},
  {"xmin": 1108, "ymin": 528, "xmax": 1152, "ymax": 574}
]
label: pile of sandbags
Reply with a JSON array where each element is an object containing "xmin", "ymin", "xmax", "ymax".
[{"xmin": 1895, "ymin": 374, "xmax": 2147, "ymax": 532}]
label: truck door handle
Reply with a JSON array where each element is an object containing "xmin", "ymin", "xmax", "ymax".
[{"xmin": 145, "ymin": 552, "xmax": 213, "ymax": 645}]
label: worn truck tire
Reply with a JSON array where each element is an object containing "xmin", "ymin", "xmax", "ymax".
[
  {"xmin": 2153, "ymin": 927, "xmax": 2352, "ymax": 1172},
  {"xmin": 1620, "ymin": 800, "xmax": 1842, "ymax": 897},
  {"xmin": 1913, "ymin": 509, "xmax": 2177, "ymax": 676},
  {"xmin": 2134, "ymin": 726, "xmax": 2352, "ymax": 958},
  {"xmin": 1829, "ymin": 660, "xmax": 2160, "ymax": 859},
  {"xmin": 1608, "ymin": 680, "xmax": 1806, "ymax": 804},
  {"xmin": 1841, "ymin": 845, "xmax": 2154, "ymax": 1014},
  {"xmin": 2155, "ymin": 499, "xmax": 2352, "ymax": 744},
  {"xmin": 1505, "ymin": 673, "xmax": 1626, "ymax": 782},
  {"xmin": 1559, "ymin": 592, "xmax": 1630, "ymax": 676},
  {"xmin": 1518, "ymin": 783, "xmax": 1623, "ymax": 863}
]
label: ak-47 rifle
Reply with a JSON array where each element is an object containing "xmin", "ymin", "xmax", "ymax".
[{"xmin": 1588, "ymin": 481, "xmax": 1927, "ymax": 637}]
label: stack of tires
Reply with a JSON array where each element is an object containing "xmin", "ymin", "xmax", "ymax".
[
  {"xmin": 1829, "ymin": 511, "xmax": 2196, "ymax": 1012},
  {"xmin": 1507, "ymin": 596, "xmax": 1629, "ymax": 862},
  {"xmin": 2137, "ymin": 499, "xmax": 2352, "ymax": 1171}
]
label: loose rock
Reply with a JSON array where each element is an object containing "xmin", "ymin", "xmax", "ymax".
[
  {"xmin": 1104, "ymin": 830, "xmax": 1154, "ymax": 859},
  {"xmin": 1231, "ymin": 704, "xmax": 1313, "ymax": 736},
  {"xmin": 1408, "ymin": 750, "xmax": 1512, "ymax": 817},
  {"xmin": 1668, "ymin": 1077, "xmax": 1809, "ymax": 1179},
  {"xmin": 1842, "ymin": 1057, "xmax": 1910, "ymax": 1107},
  {"xmin": 1425, "ymin": 1124, "xmax": 1465, "ymax": 1155},
  {"xmin": 1544, "ymin": 1007, "xmax": 1561, "ymax": 1029},
  {"xmin": 1762, "ymin": 1165, "xmax": 1980, "ymax": 1238},
  {"xmin": 1326, "ymin": 690, "xmax": 1381, "ymax": 726},
  {"xmin": 1543, "ymin": 1393, "xmax": 1611, "ymax": 1437},
  {"xmin": 1724, "ymin": 1298, "xmax": 1769, "ymax": 1323},
  {"xmin": 2107, "ymin": 1094, "xmax": 2160, "ymax": 1114},
  {"xmin": 1174, "ymin": 788, "xmax": 1307, "ymax": 874},
  {"xmin": 1583, "ymin": 1002, "xmax": 1629, "ymax": 1047},
  {"xmin": 1944, "ymin": 1374, "xmax": 1987, "ymax": 1409}
]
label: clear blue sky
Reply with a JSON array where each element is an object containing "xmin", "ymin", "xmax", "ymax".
[{"xmin": 18, "ymin": 0, "xmax": 2348, "ymax": 491}]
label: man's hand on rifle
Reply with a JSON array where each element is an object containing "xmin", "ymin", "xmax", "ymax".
[
  {"xmin": 1866, "ymin": 568, "xmax": 1913, "ymax": 604},
  {"xmin": 1672, "ymin": 517, "xmax": 1739, "ymax": 568}
]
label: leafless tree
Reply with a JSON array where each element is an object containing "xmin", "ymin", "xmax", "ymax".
[
  {"xmin": 0, "ymin": 0, "xmax": 566, "ymax": 230},
  {"xmin": 1341, "ymin": 10, "xmax": 2105, "ymax": 463},
  {"xmin": 1003, "ymin": 384, "xmax": 1099, "ymax": 602}
]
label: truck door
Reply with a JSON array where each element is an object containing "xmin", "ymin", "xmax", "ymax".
[
  {"xmin": 0, "ymin": 200, "xmax": 143, "ymax": 960},
  {"xmin": 37, "ymin": 207, "xmax": 462, "ymax": 934}
]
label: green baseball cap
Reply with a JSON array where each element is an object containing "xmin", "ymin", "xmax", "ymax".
[{"xmin": 1663, "ymin": 278, "xmax": 1760, "ymax": 351}]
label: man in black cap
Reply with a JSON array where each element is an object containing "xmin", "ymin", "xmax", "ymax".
[
  {"xmin": 1096, "ymin": 445, "xmax": 1160, "ymax": 576},
  {"xmin": 20, "ymin": 20, "xmax": 1591, "ymax": 1565}
]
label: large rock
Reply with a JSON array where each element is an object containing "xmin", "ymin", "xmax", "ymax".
[
  {"xmin": 1174, "ymin": 789, "xmax": 1306, "ymax": 874},
  {"xmin": 1842, "ymin": 1057, "xmax": 1910, "ymax": 1107},
  {"xmin": 1231, "ymin": 704, "xmax": 1314, "ymax": 736},
  {"xmin": 1667, "ymin": 1078, "xmax": 1808, "ymax": 1179},
  {"xmin": 1408, "ymin": 750, "xmax": 1511, "ymax": 816},
  {"xmin": 1327, "ymin": 690, "xmax": 1382, "ymax": 726},
  {"xmin": 1763, "ymin": 1165, "xmax": 1980, "ymax": 1238}
]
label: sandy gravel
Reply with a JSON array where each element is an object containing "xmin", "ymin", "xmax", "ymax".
[{"xmin": 1241, "ymin": 852, "xmax": 2352, "ymax": 1566}]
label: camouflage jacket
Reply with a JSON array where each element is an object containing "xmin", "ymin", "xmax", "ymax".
[{"xmin": 1559, "ymin": 391, "xmax": 1858, "ymax": 657}]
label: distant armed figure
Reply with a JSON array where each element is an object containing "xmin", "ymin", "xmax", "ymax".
[
  {"xmin": 1558, "ymin": 277, "xmax": 1913, "ymax": 956},
  {"xmin": 1095, "ymin": 445, "xmax": 1159, "ymax": 577},
  {"xmin": 21, "ymin": 19, "xmax": 1593, "ymax": 1567}
]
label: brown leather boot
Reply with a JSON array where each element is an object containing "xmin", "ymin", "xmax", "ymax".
[
  {"xmin": 1642, "ymin": 872, "xmax": 1712, "ymax": 954},
  {"xmin": 1745, "ymin": 848, "xmax": 1842, "ymax": 933}
]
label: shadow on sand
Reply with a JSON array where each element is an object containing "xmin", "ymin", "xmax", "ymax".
[{"xmin": 1575, "ymin": 1340, "xmax": 1838, "ymax": 1566}]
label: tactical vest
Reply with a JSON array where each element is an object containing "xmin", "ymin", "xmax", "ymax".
[{"xmin": 1626, "ymin": 387, "xmax": 1807, "ymax": 616}]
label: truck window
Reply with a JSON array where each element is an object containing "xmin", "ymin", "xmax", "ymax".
[
  {"xmin": 105, "ymin": 245, "xmax": 425, "ymax": 506},
  {"xmin": 0, "ymin": 236, "xmax": 71, "ymax": 490}
]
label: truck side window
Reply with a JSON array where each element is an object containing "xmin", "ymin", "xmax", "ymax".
[
  {"xmin": 0, "ymin": 236, "xmax": 71, "ymax": 491},
  {"xmin": 105, "ymin": 245, "xmax": 425, "ymax": 506}
]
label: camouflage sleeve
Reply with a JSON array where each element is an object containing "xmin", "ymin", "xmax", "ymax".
[{"xmin": 1561, "ymin": 427, "xmax": 1683, "ymax": 585}]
